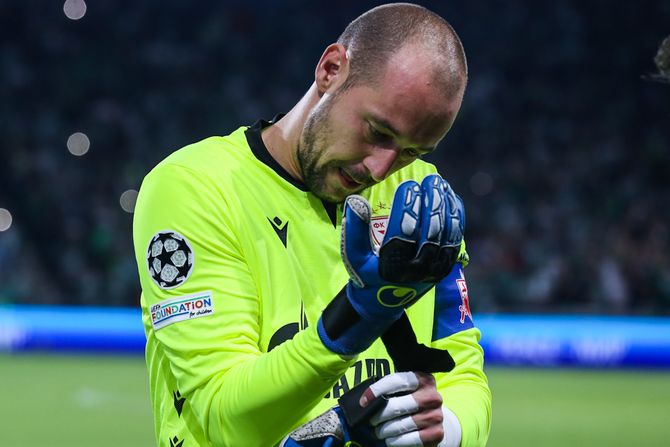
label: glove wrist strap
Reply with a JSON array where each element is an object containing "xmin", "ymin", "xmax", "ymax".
[{"xmin": 318, "ymin": 286, "xmax": 396, "ymax": 356}]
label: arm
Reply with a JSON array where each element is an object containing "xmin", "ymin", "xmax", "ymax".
[
  {"xmin": 312, "ymin": 264, "xmax": 490, "ymax": 447},
  {"xmin": 431, "ymin": 262, "xmax": 492, "ymax": 447},
  {"xmin": 357, "ymin": 181, "xmax": 489, "ymax": 446},
  {"xmin": 432, "ymin": 330, "xmax": 491, "ymax": 447},
  {"xmin": 315, "ymin": 250, "xmax": 489, "ymax": 447},
  {"xmin": 135, "ymin": 163, "xmax": 355, "ymax": 446},
  {"xmin": 282, "ymin": 177, "xmax": 477, "ymax": 447}
]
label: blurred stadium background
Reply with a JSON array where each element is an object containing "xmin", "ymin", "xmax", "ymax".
[{"xmin": 1, "ymin": 1, "xmax": 669, "ymax": 446}]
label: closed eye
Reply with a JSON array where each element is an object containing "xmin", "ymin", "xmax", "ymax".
[
  {"xmin": 367, "ymin": 122, "xmax": 393, "ymax": 143},
  {"xmin": 366, "ymin": 119, "xmax": 433, "ymax": 159},
  {"xmin": 402, "ymin": 148, "xmax": 421, "ymax": 158}
]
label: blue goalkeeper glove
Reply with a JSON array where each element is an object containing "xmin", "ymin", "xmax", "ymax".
[{"xmin": 318, "ymin": 174, "xmax": 465, "ymax": 355}]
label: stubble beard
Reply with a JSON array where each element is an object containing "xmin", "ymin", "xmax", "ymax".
[{"xmin": 296, "ymin": 95, "xmax": 345, "ymax": 203}]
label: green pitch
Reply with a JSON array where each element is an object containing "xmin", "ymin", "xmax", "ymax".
[
  {"xmin": 488, "ymin": 367, "xmax": 670, "ymax": 446},
  {"xmin": 1, "ymin": 354, "xmax": 668, "ymax": 446},
  {"xmin": 0, "ymin": 354, "xmax": 154, "ymax": 447}
]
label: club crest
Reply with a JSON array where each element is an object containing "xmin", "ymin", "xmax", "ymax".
[{"xmin": 371, "ymin": 215, "xmax": 389, "ymax": 246}]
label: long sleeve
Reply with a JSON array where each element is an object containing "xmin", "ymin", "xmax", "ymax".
[
  {"xmin": 135, "ymin": 163, "xmax": 355, "ymax": 446},
  {"xmin": 430, "ymin": 262, "xmax": 492, "ymax": 446},
  {"xmin": 433, "ymin": 328, "xmax": 491, "ymax": 446}
]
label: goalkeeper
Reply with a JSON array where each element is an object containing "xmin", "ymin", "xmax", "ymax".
[{"xmin": 133, "ymin": 3, "xmax": 491, "ymax": 447}]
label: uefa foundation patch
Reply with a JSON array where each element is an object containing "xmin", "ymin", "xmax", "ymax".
[{"xmin": 150, "ymin": 291, "xmax": 214, "ymax": 330}]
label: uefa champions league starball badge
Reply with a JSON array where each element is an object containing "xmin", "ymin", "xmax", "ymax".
[{"xmin": 146, "ymin": 231, "xmax": 194, "ymax": 289}]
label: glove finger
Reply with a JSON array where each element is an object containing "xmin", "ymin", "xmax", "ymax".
[
  {"xmin": 410, "ymin": 175, "xmax": 448, "ymax": 282},
  {"xmin": 384, "ymin": 430, "xmax": 424, "ymax": 447},
  {"xmin": 368, "ymin": 372, "xmax": 420, "ymax": 399},
  {"xmin": 375, "ymin": 415, "xmax": 418, "ymax": 439},
  {"xmin": 370, "ymin": 394, "xmax": 419, "ymax": 426},
  {"xmin": 411, "ymin": 183, "xmax": 463, "ymax": 281},
  {"xmin": 382, "ymin": 180, "xmax": 422, "ymax": 249},
  {"xmin": 378, "ymin": 181, "xmax": 422, "ymax": 282},
  {"xmin": 341, "ymin": 195, "xmax": 374, "ymax": 287},
  {"xmin": 441, "ymin": 183, "xmax": 465, "ymax": 248},
  {"xmin": 418, "ymin": 175, "xmax": 447, "ymax": 249}
]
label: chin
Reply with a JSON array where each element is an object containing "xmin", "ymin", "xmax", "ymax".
[
  {"xmin": 316, "ymin": 189, "xmax": 348, "ymax": 204},
  {"xmin": 306, "ymin": 180, "xmax": 343, "ymax": 203},
  {"xmin": 308, "ymin": 171, "xmax": 364, "ymax": 203}
]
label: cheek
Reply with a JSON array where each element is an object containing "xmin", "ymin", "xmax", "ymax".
[
  {"xmin": 333, "ymin": 137, "xmax": 360, "ymax": 161},
  {"xmin": 317, "ymin": 132, "xmax": 362, "ymax": 167},
  {"xmin": 323, "ymin": 100, "xmax": 369, "ymax": 161}
]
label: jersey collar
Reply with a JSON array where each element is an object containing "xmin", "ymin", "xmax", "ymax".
[
  {"xmin": 245, "ymin": 115, "xmax": 340, "ymax": 227},
  {"xmin": 244, "ymin": 115, "xmax": 309, "ymax": 192}
]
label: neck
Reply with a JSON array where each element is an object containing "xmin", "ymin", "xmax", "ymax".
[{"xmin": 261, "ymin": 83, "xmax": 321, "ymax": 183}]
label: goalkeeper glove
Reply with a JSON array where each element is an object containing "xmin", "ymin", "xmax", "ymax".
[{"xmin": 318, "ymin": 174, "xmax": 465, "ymax": 355}]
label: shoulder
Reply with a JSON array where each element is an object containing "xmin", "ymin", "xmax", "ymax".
[
  {"xmin": 151, "ymin": 126, "xmax": 252, "ymax": 179},
  {"xmin": 136, "ymin": 127, "xmax": 254, "ymax": 222}
]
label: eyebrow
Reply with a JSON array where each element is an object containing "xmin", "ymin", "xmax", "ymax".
[{"xmin": 369, "ymin": 117, "xmax": 436, "ymax": 154}]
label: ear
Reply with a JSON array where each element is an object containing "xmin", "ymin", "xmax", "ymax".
[{"xmin": 314, "ymin": 43, "xmax": 350, "ymax": 96}]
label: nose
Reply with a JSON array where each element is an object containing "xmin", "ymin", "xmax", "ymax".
[{"xmin": 363, "ymin": 147, "xmax": 400, "ymax": 182}]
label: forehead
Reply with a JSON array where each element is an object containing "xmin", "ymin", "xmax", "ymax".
[{"xmin": 349, "ymin": 49, "xmax": 463, "ymax": 146}]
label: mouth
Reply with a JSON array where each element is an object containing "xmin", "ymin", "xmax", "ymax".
[{"xmin": 337, "ymin": 168, "xmax": 364, "ymax": 190}]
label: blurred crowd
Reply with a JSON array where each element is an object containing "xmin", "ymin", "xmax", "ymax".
[{"xmin": 1, "ymin": 0, "xmax": 669, "ymax": 314}]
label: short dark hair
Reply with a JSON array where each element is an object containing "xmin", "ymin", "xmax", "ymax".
[{"xmin": 336, "ymin": 3, "xmax": 467, "ymax": 95}]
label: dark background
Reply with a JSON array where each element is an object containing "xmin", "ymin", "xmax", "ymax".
[{"xmin": 1, "ymin": 0, "xmax": 669, "ymax": 314}]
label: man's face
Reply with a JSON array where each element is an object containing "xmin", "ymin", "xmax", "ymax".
[{"xmin": 297, "ymin": 51, "xmax": 464, "ymax": 203}]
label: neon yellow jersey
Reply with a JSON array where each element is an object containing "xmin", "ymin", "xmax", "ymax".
[{"xmin": 133, "ymin": 120, "xmax": 491, "ymax": 447}]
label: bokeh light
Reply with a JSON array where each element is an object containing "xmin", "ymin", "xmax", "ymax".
[
  {"xmin": 120, "ymin": 189, "xmax": 139, "ymax": 213},
  {"xmin": 67, "ymin": 132, "xmax": 90, "ymax": 156},
  {"xmin": 0, "ymin": 208, "xmax": 13, "ymax": 232},
  {"xmin": 63, "ymin": 0, "xmax": 87, "ymax": 20},
  {"xmin": 470, "ymin": 171, "xmax": 494, "ymax": 197}
]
